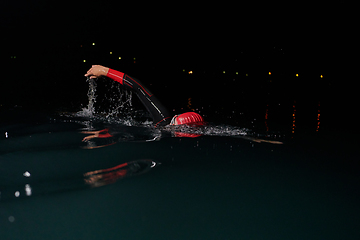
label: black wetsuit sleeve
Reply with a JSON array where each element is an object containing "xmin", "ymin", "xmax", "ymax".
[{"xmin": 106, "ymin": 68, "xmax": 172, "ymax": 126}]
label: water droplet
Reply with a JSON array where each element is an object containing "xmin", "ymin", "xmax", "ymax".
[
  {"xmin": 25, "ymin": 184, "xmax": 32, "ymax": 196},
  {"xmin": 8, "ymin": 216, "xmax": 15, "ymax": 223}
]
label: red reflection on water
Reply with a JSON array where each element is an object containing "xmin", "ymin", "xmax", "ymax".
[
  {"xmin": 316, "ymin": 101, "xmax": 321, "ymax": 132},
  {"xmin": 265, "ymin": 104, "xmax": 269, "ymax": 132},
  {"xmin": 292, "ymin": 101, "xmax": 296, "ymax": 136},
  {"xmin": 84, "ymin": 160, "xmax": 156, "ymax": 188}
]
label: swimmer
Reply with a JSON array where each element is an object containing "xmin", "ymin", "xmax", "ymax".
[
  {"xmin": 83, "ymin": 65, "xmax": 283, "ymax": 145},
  {"xmin": 84, "ymin": 65, "xmax": 205, "ymax": 127}
]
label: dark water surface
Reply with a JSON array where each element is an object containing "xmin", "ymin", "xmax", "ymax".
[{"xmin": 1, "ymin": 97, "xmax": 359, "ymax": 240}]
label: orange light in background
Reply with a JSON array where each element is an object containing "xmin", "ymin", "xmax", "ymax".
[
  {"xmin": 296, "ymin": 74, "xmax": 299, "ymax": 77},
  {"xmin": 320, "ymin": 75, "xmax": 323, "ymax": 78},
  {"xmin": 268, "ymin": 72, "xmax": 271, "ymax": 75},
  {"xmin": 188, "ymin": 71, "xmax": 193, "ymax": 74}
]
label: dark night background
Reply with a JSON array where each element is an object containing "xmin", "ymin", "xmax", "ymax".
[{"xmin": 1, "ymin": 1, "xmax": 350, "ymax": 133}]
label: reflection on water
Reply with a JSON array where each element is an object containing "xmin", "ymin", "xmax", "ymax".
[
  {"xmin": 84, "ymin": 160, "xmax": 157, "ymax": 188},
  {"xmin": 0, "ymin": 105, "xmax": 359, "ymax": 240},
  {"xmin": 0, "ymin": 158, "xmax": 158, "ymax": 202},
  {"xmin": 264, "ymin": 104, "xmax": 269, "ymax": 132},
  {"xmin": 292, "ymin": 100, "xmax": 296, "ymax": 135},
  {"xmin": 316, "ymin": 101, "xmax": 321, "ymax": 132}
]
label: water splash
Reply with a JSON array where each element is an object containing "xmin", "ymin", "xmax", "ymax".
[
  {"xmin": 76, "ymin": 77, "xmax": 134, "ymax": 123},
  {"xmin": 102, "ymin": 82, "xmax": 133, "ymax": 120},
  {"xmin": 165, "ymin": 124, "xmax": 249, "ymax": 137},
  {"xmin": 164, "ymin": 124, "xmax": 285, "ymax": 142},
  {"xmin": 77, "ymin": 77, "xmax": 97, "ymax": 117}
]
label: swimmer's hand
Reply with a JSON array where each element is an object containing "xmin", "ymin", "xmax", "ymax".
[{"xmin": 85, "ymin": 65, "xmax": 109, "ymax": 79}]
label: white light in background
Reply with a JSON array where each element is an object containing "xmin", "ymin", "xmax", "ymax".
[{"xmin": 23, "ymin": 171, "xmax": 31, "ymax": 177}]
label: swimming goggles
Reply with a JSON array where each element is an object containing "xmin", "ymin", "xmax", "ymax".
[{"xmin": 170, "ymin": 115, "xmax": 178, "ymax": 126}]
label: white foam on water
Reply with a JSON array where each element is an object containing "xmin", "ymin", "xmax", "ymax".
[{"xmin": 165, "ymin": 124, "xmax": 249, "ymax": 137}]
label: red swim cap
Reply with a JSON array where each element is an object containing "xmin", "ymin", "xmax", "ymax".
[{"xmin": 170, "ymin": 112, "xmax": 205, "ymax": 126}]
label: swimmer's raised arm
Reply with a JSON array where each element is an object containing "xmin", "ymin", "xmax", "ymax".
[
  {"xmin": 85, "ymin": 65, "xmax": 125, "ymax": 85},
  {"xmin": 85, "ymin": 65, "xmax": 109, "ymax": 79},
  {"xmin": 83, "ymin": 64, "xmax": 204, "ymax": 127},
  {"xmin": 84, "ymin": 65, "xmax": 171, "ymax": 125}
]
